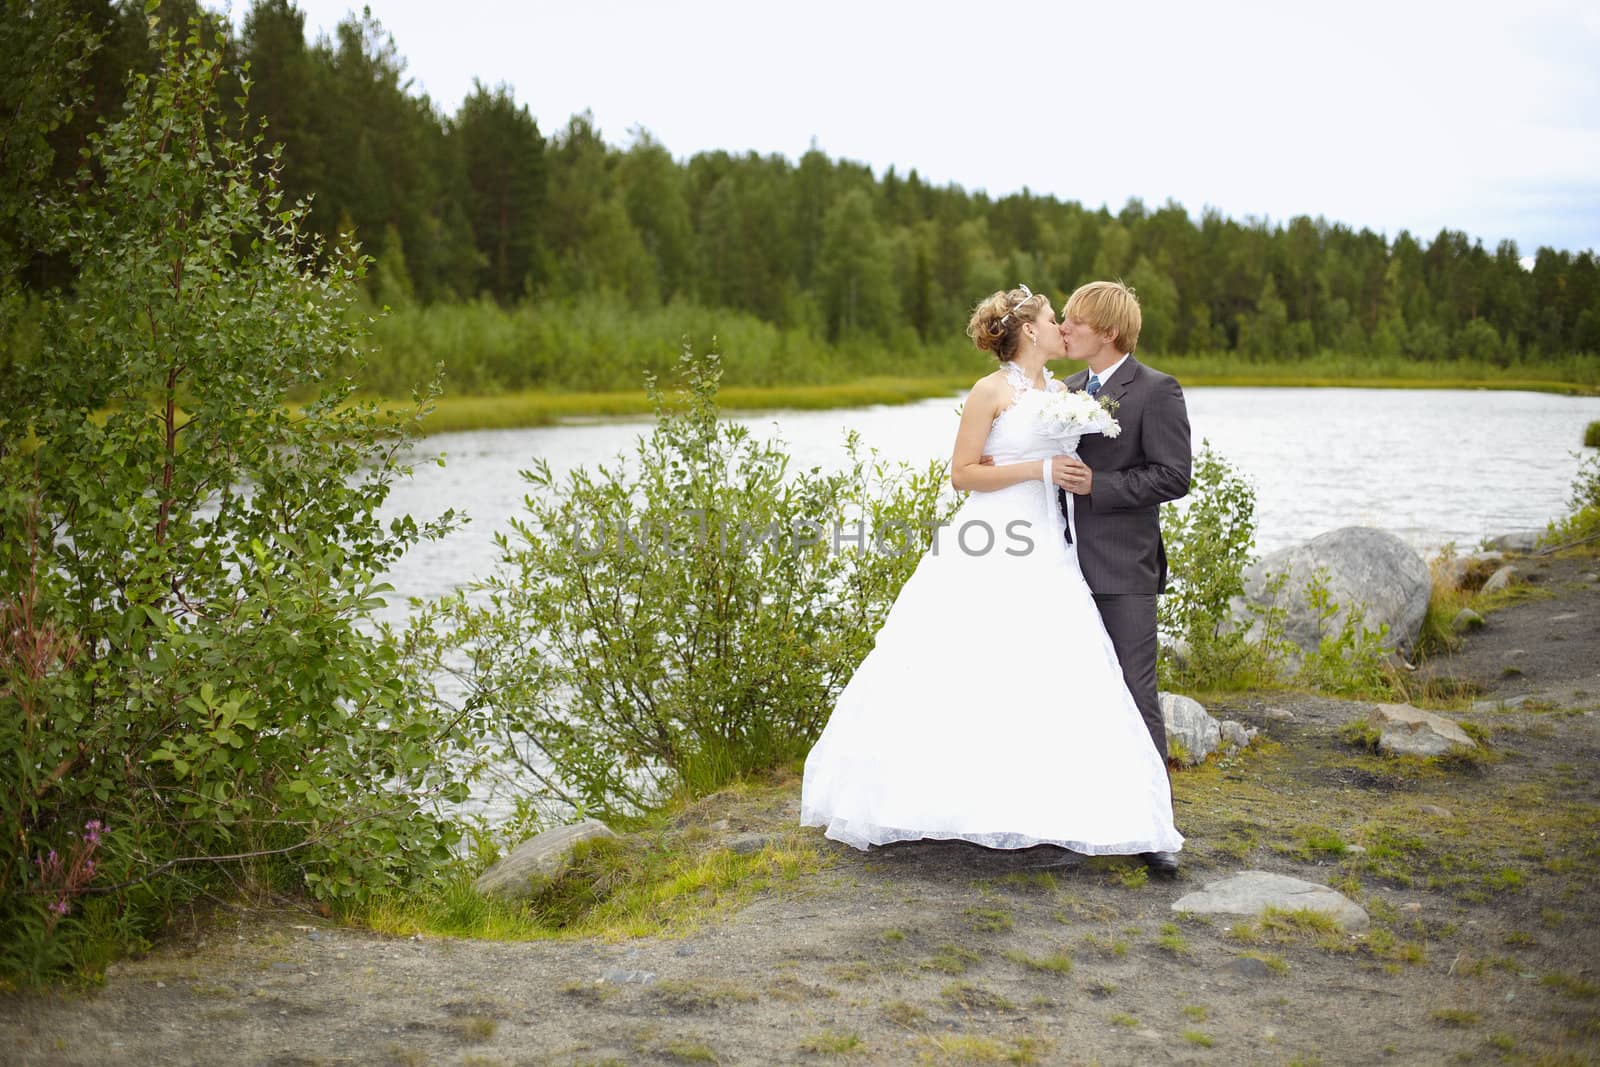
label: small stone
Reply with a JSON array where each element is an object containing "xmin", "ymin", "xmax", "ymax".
[
  {"xmin": 599, "ymin": 968, "xmax": 656, "ymax": 985},
  {"xmin": 1160, "ymin": 692, "xmax": 1222, "ymax": 765},
  {"xmin": 1450, "ymin": 608, "xmax": 1484, "ymax": 633},
  {"xmin": 1370, "ymin": 702, "xmax": 1477, "ymax": 758},
  {"xmin": 155, "ymin": 980, "xmax": 165, "ymax": 988},
  {"xmin": 1485, "ymin": 531, "xmax": 1541, "ymax": 553},
  {"xmin": 727, "ymin": 833, "xmax": 773, "ymax": 855},
  {"xmin": 708, "ymin": 818, "xmax": 731, "ymax": 832},
  {"xmin": 473, "ymin": 818, "xmax": 618, "ymax": 903},
  {"xmin": 1263, "ymin": 707, "xmax": 1294, "ymax": 721},
  {"xmin": 1418, "ymin": 804, "xmax": 1453, "ymax": 818},
  {"xmin": 1219, "ymin": 720, "xmax": 1258, "ymax": 749},
  {"xmin": 1172, "ymin": 870, "xmax": 1369, "ymax": 931},
  {"xmin": 674, "ymin": 945, "xmax": 696, "ymax": 957},
  {"xmin": 1549, "ymin": 612, "xmax": 1581, "ymax": 623},
  {"xmin": 1481, "ymin": 565, "xmax": 1518, "ymax": 595},
  {"xmin": 1583, "ymin": 573, "xmax": 1599, "ymax": 583},
  {"xmin": 308, "ymin": 931, "xmax": 321, "ymax": 942},
  {"xmin": 1345, "ymin": 844, "xmax": 1367, "ymax": 855},
  {"xmin": 1401, "ymin": 902, "xmax": 1423, "ymax": 913},
  {"xmin": 270, "ymin": 962, "xmax": 295, "ymax": 973},
  {"xmin": 1221, "ymin": 956, "xmax": 1273, "ymax": 978}
]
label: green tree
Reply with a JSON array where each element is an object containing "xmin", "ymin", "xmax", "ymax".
[
  {"xmin": 0, "ymin": 17, "xmax": 477, "ymax": 980},
  {"xmin": 455, "ymin": 80, "xmax": 545, "ymax": 301},
  {"xmin": 817, "ymin": 189, "xmax": 898, "ymax": 341}
]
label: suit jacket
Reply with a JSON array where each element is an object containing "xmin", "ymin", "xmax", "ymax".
[{"xmin": 1064, "ymin": 357, "xmax": 1191, "ymax": 594}]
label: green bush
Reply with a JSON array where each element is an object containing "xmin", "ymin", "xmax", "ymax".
[
  {"xmin": 1158, "ymin": 443, "xmax": 1283, "ymax": 689},
  {"xmin": 421, "ymin": 346, "xmax": 954, "ymax": 820},
  {"xmin": 1585, "ymin": 421, "xmax": 1600, "ymax": 449},
  {"xmin": 1546, "ymin": 450, "xmax": 1600, "ymax": 548},
  {"xmin": 0, "ymin": 19, "xmax": 480, "ymax": 983}
]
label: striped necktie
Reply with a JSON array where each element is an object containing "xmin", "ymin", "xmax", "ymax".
[{"xmin": 1086, "ymin": 373, "xmax": 1102, "ymax": 397}]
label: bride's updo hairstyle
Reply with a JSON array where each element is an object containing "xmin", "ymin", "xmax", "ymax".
[{"xmin": 967, "ymin": 286, "xmax": 1045, "ymax": 363}]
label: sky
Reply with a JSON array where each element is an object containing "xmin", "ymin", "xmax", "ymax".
[{"xmin": 230, "ymin": 0, "xmax": 1600, "ymax": 256}]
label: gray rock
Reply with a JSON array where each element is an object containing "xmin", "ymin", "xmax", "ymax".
[
  {"xmin": 727, "ymin": 833, "xmax": 774, "ymax": 855},
  {"xmin": 1236, "ymin": 527, "xmax": 1431, "ymax": 656},
  {"xmin": 1418, "ymin": 804, "xmax": 1453, "ymax": 818},
  {"xmin": 1263, "ymin": 706, "xmax": 1295, "ymax": 721},
  {"xmin": 599, "ymin": 968, "xmax": 656, "ymax": 985},
  {"xmin": 1221, "ymin": 956, "xmax": 1274, "ymax": 978},
  {"xmin": 1485, "ymin": 530, "xmax": 1542, "ymax": 553},
  {"xmin": 1370, "ymin": 702, "xmax": 1477, "ymax": 758},
  {"xmin": 1159, "ymin": 692, "xmax": 1221, "ymax": 765},
  {"xmin": 1451, "ymin": 608, "xmax": 1485, "ymax": 633},
  {"xmin": 473, "ymin": 818, "xmax": 618, "ymax": 903},
  {"xmin": 1219, "ymin": 720, "xmax": 1258, "ymax": 749},
  {"xmin": 1481, "ymin": 565, "xmax": 1518, "ymax": 595},
  {"xmin": 1172, "ymin": 870, "xmax": 1369, "ymax": 931}
]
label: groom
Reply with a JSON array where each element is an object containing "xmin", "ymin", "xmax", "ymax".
[{"xmin": 1053, "ymin": 280, "xmax": 1191, "ymax": 876}]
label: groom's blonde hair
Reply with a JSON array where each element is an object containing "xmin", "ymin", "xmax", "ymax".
[{"xmin": 1064, "ymin": 280, "xmax": 1142, "ymax": 354}]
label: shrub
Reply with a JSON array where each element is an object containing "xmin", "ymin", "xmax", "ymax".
[
  {"xmin": 1544, "ymin": 450, "xmax": 1600, "ymax": 548},
  {"xmin": 0, "ymin": 19, "xmax": 479, "ymax": 983},
  {"xmin": 421, "ymin": 345, "xmax": 954, "ymax": 820},
  {"xmin": 1158, "ymin": 442, "xmax": 1284, "ymax": 689}
]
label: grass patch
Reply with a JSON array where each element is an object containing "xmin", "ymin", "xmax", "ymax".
[
  {"xmin": 651, "ymin": 978, "xmax": 759, "ymax": 1010},
  {"xmin": 1182, "ymin": 1004, "xmax": 1209, "ymax": 1021},
  {"xmin": 1338, "ymin": 718, "xmax": 1381, "ymax": 751},
  {"xmin": 1431, "ymin": 1008, "xmax": 1479, "ymax": 1028},
  {"xmin": 347, "ymin": 776, "xmax": 822, "ymax": 942},
  {"xmin": 1181, "ymin": 1029, "xmax": 1215, "ymax": 1047},
  {"xmin": 799, "ymin": 1029, "xmax": 863, "ymax": 1055},
  {"xmin": 1542, "ymin": 972, "xmax": 1600, "ymax": 999},
  {"xmin": 1240, "ymin": 952, "xmax": 1289, "ymax": 975},
  {"xmin": 939, "ymin": 982, "xmax": 1016, "ymax": 1012},
  {"xmin": 924, "ymin": 944, "xmax": 982, "ymax": 975},
  {"xmin": 405, "ymin": 376, "xmax": 975, "ymax": 434},
  {"xmin": 916, "ymin": 1033, "xmax": 1048, "ymax": 1064},
  {"xmin": 1108, "ymin": 1012, "xmax": 1139, "ymax": 1027},
  {"xmin": 659, "ymin": 1039, "xmax": 719, "ymax": 1063},
  {"xmin": 1003, "ymin": 949, "xmax": 1075, "ymax": 974},
  {"xmin": 1586, "ymin": 421, "xmax": 1600, "ymax": 448},
  {"xmin": 1156, "ymin": 923, "xmax": 1191, "ymax": 955},
  {"xmin": 1114, "ymin": 864, "xmax": 1149, "ymax": 889},
  {"xmin": 964, "ymin": 906, "xmax": 1014, "ymax": 933},
  {"xmin": 883, "ymin": 999, "xmax": 927, "ymax": 1028},
  {"xmin": 1082, "ymin": 932, "xmax": 1130, "ymax": 959}
]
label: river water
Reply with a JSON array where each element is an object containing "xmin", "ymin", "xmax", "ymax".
[{"xmin": 378, "ymin": 386, "xmax": 1600, "ymax": 617}]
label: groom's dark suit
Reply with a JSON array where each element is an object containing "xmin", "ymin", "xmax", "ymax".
[{"xmin": 1061, "ymin": 357, "xmax": 1191, "ymax": 761}]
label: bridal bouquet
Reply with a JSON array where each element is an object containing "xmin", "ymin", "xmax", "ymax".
[{"xmin": 1036, "ymin": 389, "xmax": 1121, "ymax": 452}]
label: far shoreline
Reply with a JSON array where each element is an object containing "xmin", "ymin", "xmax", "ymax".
[{"xmin": 394, "ymin": 373, "xmax": 1600, "ymax": 437}]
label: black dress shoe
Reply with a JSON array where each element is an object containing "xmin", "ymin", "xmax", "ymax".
[{"xmin": 1140, "ymin": 850, "xmax": 1180, "ymax": 876}]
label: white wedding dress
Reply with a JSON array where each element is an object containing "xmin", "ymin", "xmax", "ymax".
[{"xmin": 800, "ymin": 362, "xmax": 1183, "ymax": 854}]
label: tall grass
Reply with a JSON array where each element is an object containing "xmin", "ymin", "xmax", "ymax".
[{"xmin": 355, "ymin": 296, "xmax": 1600, "ymax": 402}]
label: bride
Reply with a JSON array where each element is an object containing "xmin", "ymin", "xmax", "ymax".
[{"xmin": 799, "ymin": 286, "xmax": 1182, "ymax": 859}]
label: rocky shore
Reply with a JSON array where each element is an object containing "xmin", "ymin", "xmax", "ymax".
[{"xmin": 3, "ymin": 552, "xmax": 1598, "ymax": 1065}]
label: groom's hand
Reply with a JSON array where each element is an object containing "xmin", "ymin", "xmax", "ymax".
[{"xmin": 1056, "ymin": 456, "xmax": 1093, "ymax": 494}]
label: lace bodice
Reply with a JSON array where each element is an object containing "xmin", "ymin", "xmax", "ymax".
[{"xmin": 984, "ymin": 361, "xmax": 1065, "ymax": 464}]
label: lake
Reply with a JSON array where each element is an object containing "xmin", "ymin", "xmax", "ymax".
[{"xmin": 378, "ymin": 386, "xmax": 1600, "ymax": 619}]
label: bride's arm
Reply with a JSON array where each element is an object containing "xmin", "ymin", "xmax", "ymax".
[{"xmin": 950, "ymin": 378, "xmax": 1045, "ymax": 492}]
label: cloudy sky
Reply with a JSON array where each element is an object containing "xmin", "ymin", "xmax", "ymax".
[{"xmin": 237, "ymin": 0, "xmax": 1600, "ymax": 255}]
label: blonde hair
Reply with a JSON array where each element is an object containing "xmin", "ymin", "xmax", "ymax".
[
  {"xmin": 966, "ymin": 287, "xmax": 1045, "ymax": 362},
  {"xmin": 1064, "ymin": 280, "xmax": 1142, "ymax": 354}
]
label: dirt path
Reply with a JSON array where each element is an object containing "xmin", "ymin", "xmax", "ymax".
[{"xmin": 4, "ymin": 560, "xmax": 1599, "ymax": 1066}]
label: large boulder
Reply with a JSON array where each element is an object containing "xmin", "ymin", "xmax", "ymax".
[
  {"xmin": 1370, "ymin": 702, "xmax": 1477, "ymax": 758},
  {"xmin": 1485, "ymin": 530, "xmax": 1542, "ymax": 553},
  {"xmin": 1172, "ymin": 871, "xmax": 1369, "ymax": 931},
  {"xmin": 1236, "ymin": 527, "xmax": 1431, "ymax": 656},
  {"xmin": 473, "ymin": 818, "xmax": 617, "ymax": 903},
  {"xmin": 1159, "ymin": 693, "xmax": 1257, "ymax": 766},
  {"xmin": 1160, "ymin": 692, "xmax": 1220, "ymax": 765}
]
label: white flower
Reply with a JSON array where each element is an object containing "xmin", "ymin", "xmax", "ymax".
[{"xmin": 1036, "ymin": 389, "xmax": 1120, "ymax": 449}]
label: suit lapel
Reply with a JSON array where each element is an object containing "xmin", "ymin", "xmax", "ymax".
[
  {"xmin": 1064, "ymin": 367, "xmax": 1090, "ymax": 392},
  {"xmin": 1099, "ymin": 357, "xmax": 1140, "ymax": 405}
]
